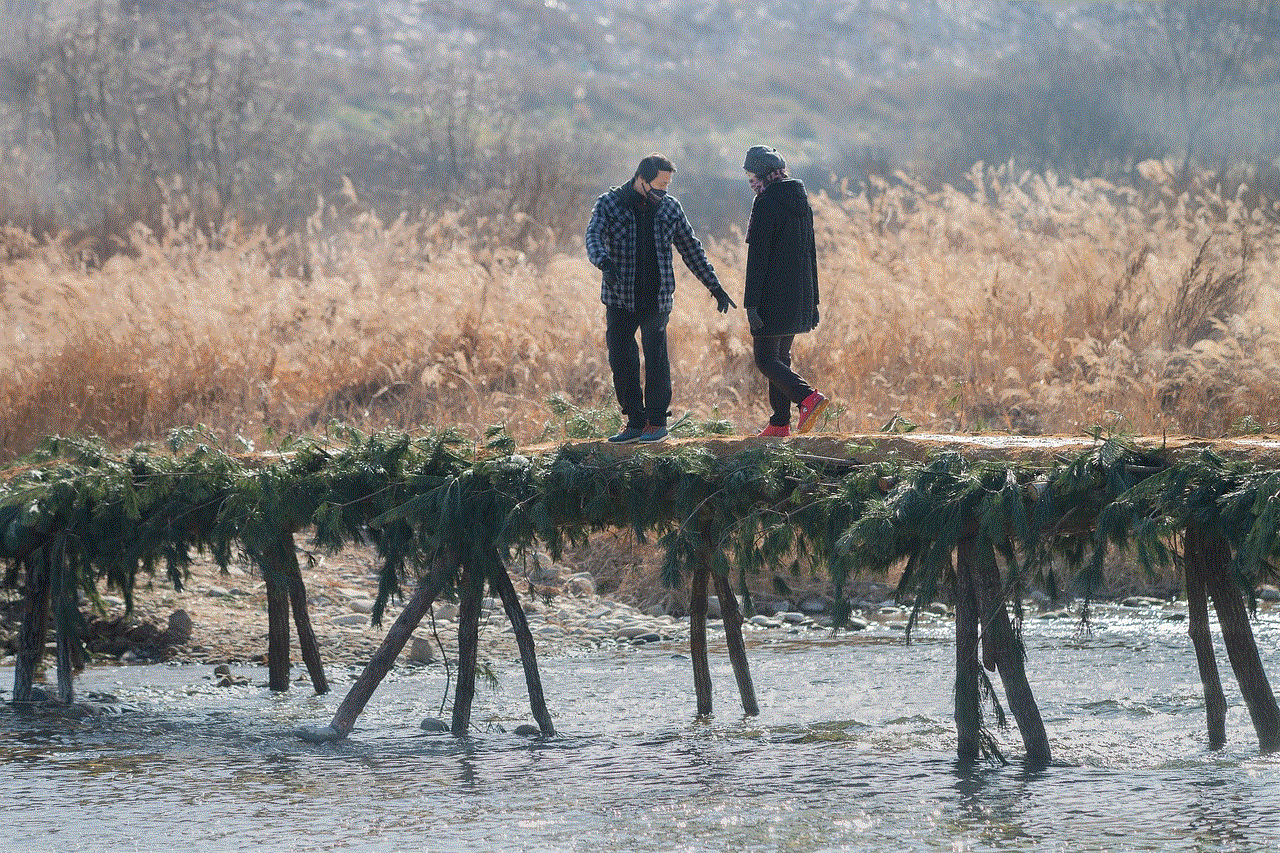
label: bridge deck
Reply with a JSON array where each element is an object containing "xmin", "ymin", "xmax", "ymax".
[{"xmin": 541, "ymin": 432, "xmax": 1280, "ymax": 470}]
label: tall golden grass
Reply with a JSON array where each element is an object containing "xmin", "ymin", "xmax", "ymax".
[{"xmin": 3, "ymin": 160, "xmax": 1279, "ymax": 462}]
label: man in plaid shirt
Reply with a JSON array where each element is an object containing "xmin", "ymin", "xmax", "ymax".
[{"xmin": 585, "ymin": 153, "xmax": 736, "ymax": 444}]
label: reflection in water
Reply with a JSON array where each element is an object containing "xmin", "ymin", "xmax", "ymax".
[
  {"xmin": 1186, "ymin": 773, "xmax": 1265, "ymax": 851},
  {"xmin": 4, "ymin": 609, "xmax": 1280, "ymax": 852},
  {"xmin": 455, "ymin": 748, "xmax": 479, "ymax": 790}
]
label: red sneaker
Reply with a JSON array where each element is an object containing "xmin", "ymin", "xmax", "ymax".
[
  {"xmin": 758, "ymin": 423, "xmax": 791, "ymax": 438},
  {"xmin": 796, "ymin": 391, "xmax": 828, "ymax": 434}
]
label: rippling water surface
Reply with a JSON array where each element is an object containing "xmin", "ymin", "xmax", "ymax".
[{"xmin": 6, "ymin": 605, "xmax": 1280, "ymax": 852}]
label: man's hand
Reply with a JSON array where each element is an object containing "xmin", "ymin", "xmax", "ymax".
[
  {"xmin": 747, "ymin": 307, "xmax": 764, "ymax": 333},
  {"xmin": 711, "ymin": 286, "xmax": 737, "ymax": 314},
  {"xmin": 600, "ymin": 258, "xmax": 620, "ymax": 288}
]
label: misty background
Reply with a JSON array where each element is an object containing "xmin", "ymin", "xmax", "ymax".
[{"xmin": 1, "ymin": 0, "xmax": 1279, "ymax": 252}]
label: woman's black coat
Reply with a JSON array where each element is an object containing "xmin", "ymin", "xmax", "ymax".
[{"xmin": 742, "ymin": 178, "xmax": 819, "ymax": 337}]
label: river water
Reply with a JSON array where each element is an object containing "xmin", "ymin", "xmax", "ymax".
[{"xmin": 5, "ymin": 604, "xmax": 1280, "ymax": 853}]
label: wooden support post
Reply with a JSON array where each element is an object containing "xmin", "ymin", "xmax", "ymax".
[
  {"xmin": 712, "ymin": 570, "xmax": 758, "ymax": 717},
  {"xmin": 13, "ymin": 544, "xmax": 52, "ymax": 704},
  {"xmin": 51, "ymin": 537, "xmax": 75, "ymax": 705},
  {"xmin": 451, "ymin": 563, "xmax": 484, "ymax": 735},
  {"xmin": 689, "ymin": 557, "xmax": 713, "ymax": 716},
  {"xmin": 263, "ymin": 550, "xmax": 291, "ymax": 692},
  {"xmin": 1189, "ymin": 524, "xmax": 1280, "ymax": 753},
  {"xmin": 1183, "ymin": 527, "xmax": 1227, "ymax": 748},
  {"xmin": 952, "ymin": 554, "xmax": 983, "ymax": 762},
  {"xmin": 960, "ymin": 523, "xmax": 1051, "ymax": 765},
  {"xmin": 298, "ymin": 552, "xmax": 454, "ymax": 741},
  {"xmin": 489, "ymin": 551, "xmax": 555, "ymax": 735},
  {"xmin": 279, "ymin": 532, "xmax": 328, "ymax": 695}
]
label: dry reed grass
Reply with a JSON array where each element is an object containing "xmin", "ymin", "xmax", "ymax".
[{"xmin": 3, "ymin": 160, "xmax": 1279, "ymax": 463}]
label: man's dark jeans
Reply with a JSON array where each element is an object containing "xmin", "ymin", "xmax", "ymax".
[
  {"xmin": 753, "ymin": 334, "xmax": 814, "ymax": 427},
  {"xmin": 606, "ymin": 305, "xmax": 671, "ymax": 429}
]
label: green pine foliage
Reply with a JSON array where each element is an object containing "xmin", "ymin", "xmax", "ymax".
[{"xmin": 5, "ymin": 428, "xmax": 1280, "ymax": 654}]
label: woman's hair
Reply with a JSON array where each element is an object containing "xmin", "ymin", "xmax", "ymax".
[{"xmin": 635, "ymin": 153, "xmax": 676, "ymax": 181}]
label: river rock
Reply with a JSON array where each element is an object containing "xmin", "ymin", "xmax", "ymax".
[
  {"xmin": 514, "ymin": 724, "xmax": 542, "ymax": 736},
  {"xmin": 332, "ymin": 613, "xmax": 369, "ymax": 627},
  {"xmin": 349, "ymin": 598, "xmax": 374, "ymax": 614},
  {"xmin": 798, "ymin": 597, "xmax": 828, "ymax": 614},
  {"xmin": 432, "ymin": 602, "xmax": 458, "ymax": 621},
  {"xmin": 1258, "ymin": 585, "xmax": 1280, "ymax": 602},
  {"xmin": 407, "ymin": 635, "xmax": 435, "ymax": 664},
  {"xmin": 566, "ymin": 573, "xmax": 596, "ymax": 596},
  {"xmin": 706, "ymin": 595, "xmax": 722, "ymax": 617},
  {"xmin": 165, "ymin": 609, "xmax": 193, "ymax": 643},
  {"xmin": 420, "ymin": 718, "xmax": 450, "ymax": 732},
  {"xmin": 529, "ymin": 563, "xmax": 563, "ymax": 584},
  {"xmin": 295, "ymin": 724, "xmax": 342, "ymax": 742}
]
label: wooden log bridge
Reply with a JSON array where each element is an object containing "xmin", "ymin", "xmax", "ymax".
[{"xmin": 5, "ymin": 430, "xmax": 1280, "ymax": 761}]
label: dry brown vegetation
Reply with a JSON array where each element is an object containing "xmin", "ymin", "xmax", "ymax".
[{"xmin": 3, "ymin": 159, "xmax": 1279, "ymax": 462}]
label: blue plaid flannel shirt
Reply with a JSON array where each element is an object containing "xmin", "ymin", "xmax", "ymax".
[{"xmin": 585, "ymin": 183, "xmax": 722, "ymax": 312}]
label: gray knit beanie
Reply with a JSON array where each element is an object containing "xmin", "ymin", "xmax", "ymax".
[{"xmin": 743, "ymin": 145, "xmax": 786, "ymax": 175}]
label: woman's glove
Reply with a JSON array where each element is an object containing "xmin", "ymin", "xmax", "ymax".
[{"xmin": 747, "ymin": 307, "xmax": 764, "ymax": 333}]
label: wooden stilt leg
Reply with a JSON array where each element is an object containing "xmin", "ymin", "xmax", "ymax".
[
  {"xmin": 961, "ymin": 525, "xmax": 1051, "ymax": 765},
  {"xmin": 451, "ymin": 563, "xmax": 483, "ymax": 735},
  {"xmin": 297, "ymin": 552, "xmax": 454, "ymax": 741},
  {"xmin": 263, "ymin": 549, "xmax": 291, "ymax": 692},
  {"xmin": 13, "ymin": 544, "xmax": 52, "ymax": 704},
  {"xmin": 689, "ymin": 557, "xmax": 713, "ymax": 716},
  {"xmin": 712, "ymin": 570, "xmax": 758, "ymax": 716},
  {"xmin": 490, "ymin": 553, "xmax": 555, "ymax": 735},
  {"xmin": 1192, "ymin": 524, "xmax": 1280, "ymax": 753},
  {"xmin": 51, "ymin": 536, "xmax": 75, "ymax": 705},
  {"xmin": 1183, "ymin": 528, "xmax": 1227, "ymax": 748},
  {"xmin": 952, "ymin": 555, "xmax": 983, "ymax": 762},
  {"xmin": 279, "ymin": 532, "xmax": 328, "ymax": 695}
]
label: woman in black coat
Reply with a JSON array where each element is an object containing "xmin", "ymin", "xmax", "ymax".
[{"xmin": 742, "ymin": 145, "xmax": 827, "ymax": 436}]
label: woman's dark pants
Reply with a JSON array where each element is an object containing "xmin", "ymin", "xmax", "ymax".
[{"xmin": 753, "ymin": 334, "xmax": 814, "ymax": 427}]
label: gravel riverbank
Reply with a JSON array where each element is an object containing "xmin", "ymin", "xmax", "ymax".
[
  {"xmin": 7, "ymin": 539, "xmax": 1274, "ymax": 685},
  {"xmin": 1, "ymin": 541, "xmax": 845, "ymax": 677}
]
